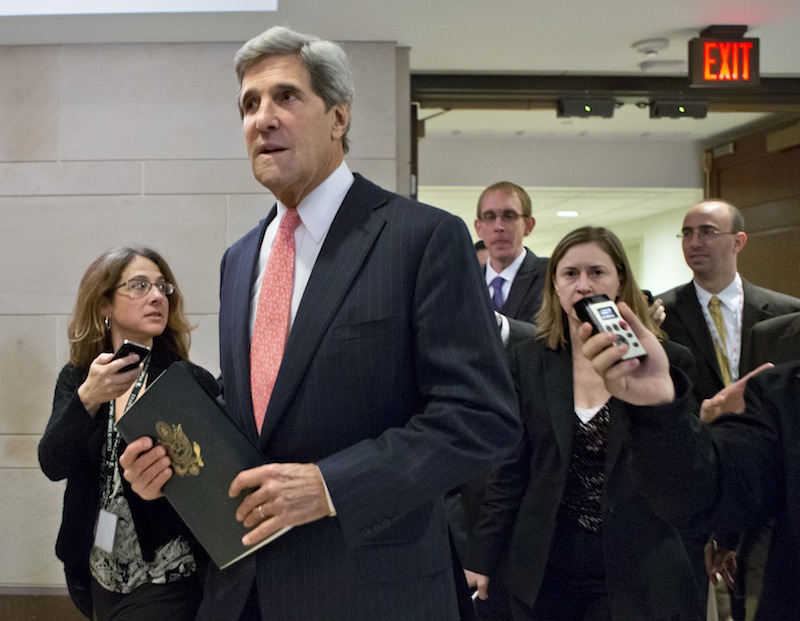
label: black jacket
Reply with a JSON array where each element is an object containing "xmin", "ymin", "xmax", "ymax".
[{"xmin": 39, "ymin": 344, "xmax": 218, "ymax": 617}]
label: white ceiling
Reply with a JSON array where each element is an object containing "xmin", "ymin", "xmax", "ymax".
[
  {"xmin": 2, "ymin": 1, "xmax": 797, "ymax": 244},
  {"xmin": 3, "ymin": 2, "xmax": 796, "ymax": 145},
  {"xmin": 2, "ymin": 0, "xmax": 799, "ymax": 76}
]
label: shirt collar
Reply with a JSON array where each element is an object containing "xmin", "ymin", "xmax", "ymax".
[
  {"xmin": 486, "ymin": 247, "xmax": 527, "ymax": 284},
  {"xmin": 693, "ymin": 273, "xmax": 743, "ymax": 311},
  {"xmin": 276, "ymin": 162, "xmax": 354, "ymax": 243}
]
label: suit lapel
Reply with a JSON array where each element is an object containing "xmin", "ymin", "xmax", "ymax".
[
  {"xmin": 674, "ymin": 284, "xmax": 720, "ymax": 379},
  {"xmin": 544, "ymin": 347, "xmax": 576, "ymax": 460},
  {"xmin": 258, "ymin": 177, "xmax": 388, "ymax": 442},
  {"xmin": 503, "ymin": 249, "xmax": 537, "ymax": 319},
  {"xmin": 231, "ymin": 207, "xmax": 275, "ymax": 437},
  {"xmin": 604, "ymin": 400, "xmax": 627, "ymax": 487},
  {"xmin": 740, "ymin": 280, "xmax": 779, "ymax": 373}
]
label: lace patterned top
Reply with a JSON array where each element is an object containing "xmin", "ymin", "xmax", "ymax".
[{"xmin": 560, "ymin": 401, "xmax": 610, "ymax": 534}]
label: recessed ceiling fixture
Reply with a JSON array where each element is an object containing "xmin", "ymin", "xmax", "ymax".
[
  {"xmin": 632, "ymin": 38, "xmax": 670, "ymax": 57},
  {"xmin": 557, "ymin": 211, "xmax": 580, "ymax": 218},
  {"xmin": 639, "ymin": 60, "xmax": 688, "ymax": 74}
]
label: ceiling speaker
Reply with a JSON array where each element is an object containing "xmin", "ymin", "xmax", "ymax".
[
  {"xmin": 557, "ymin": 99, "xmax": 616, "ymax": 118},
  {"xmin": 650, "ymin": 101, "xmax": 708, "ymax": 119}
]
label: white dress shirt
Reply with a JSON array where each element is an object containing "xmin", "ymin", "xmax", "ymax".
[{"xmin": 249, "ymin": 162, "xmax": 355, "ymax": 337}]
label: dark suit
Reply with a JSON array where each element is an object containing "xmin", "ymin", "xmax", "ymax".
[
  {"xmin": 458, "ymin": 248, "xmax": 547, "ymax": 620},
  {"xmin": 500, "ymin": 248, "xmax": 549, "ymax": 345},
  {"xmin": 659, "ymin": 279, "xmax": 800, "ymax": 402},
  {"xmin": 465, "ymin": 338, "xmax": 703, "ymax": 620},
  {"xmin": 626, "ymin": 362, "xmax": 800, "ymax": 620},
  {"xmin": 197, "ymin": 174, "xmax": 521, "ymax": 621},
  {"xmin": 745, "ymin": 310, "xmax": 800, "ymax": 369}
]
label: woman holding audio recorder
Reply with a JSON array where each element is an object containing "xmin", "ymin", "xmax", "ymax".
[
  {"xmin": 39, "ymin": 247, "xmax": 217, "ymax": 621},
  {"xmin": 463, "ymin": 227, "xmax": 704, "ymax": 621}
]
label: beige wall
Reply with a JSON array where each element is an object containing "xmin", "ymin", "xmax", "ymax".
[{"xmin": 0, "ymin": 40, "xmax": 409, "ymax": 589}]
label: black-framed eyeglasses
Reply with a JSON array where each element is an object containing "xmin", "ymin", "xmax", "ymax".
[
  {"xmin": 115, "ymin": 278, "xmax": 175, "ymax": 297},
  {"xmin": 479, "ymin": 210, "xmax": 526, "ymax": 223},
  {"xmin": 677, "ymin": 226, "xmax": 737, "ymax": 241}
]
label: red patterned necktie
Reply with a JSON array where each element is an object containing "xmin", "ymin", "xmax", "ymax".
[{"xmin": 251, "ymin": 208, "xmax": 302, "ymax": 433}]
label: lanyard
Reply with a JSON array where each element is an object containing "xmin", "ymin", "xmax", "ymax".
[{"xmin": 101, "ymin": 357, "xmax": 151, "ymax": 503}]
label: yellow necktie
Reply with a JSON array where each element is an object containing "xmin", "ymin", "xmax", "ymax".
[{"xmin": 708, "ymin": 296, "xmax": 731, "ymax": 386}]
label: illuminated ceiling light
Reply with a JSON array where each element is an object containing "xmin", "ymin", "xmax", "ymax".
[{"xmin": 556, "ymin": 211, "xmax": 580, "ymax": 218}]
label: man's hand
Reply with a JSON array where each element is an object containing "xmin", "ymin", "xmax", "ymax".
[
  {"xmin": 700, "ymin": 363, "xmax": 774, "ymax": 423},
  {"xmin": 119, "ymin": 436, "xmax": 172, "ymax": 500},
  {"xmin": 230, "ymin": 462, "xmax": 332, "ymax": 546},
  {"xmin": 705, "ymin": 540, "xmax": 737, "ymax": 589},
  {"xmin": 464, "ymin": 569, "xmax": 490, "ymax": 600},
  {"xmin": 578, "ymin": 302, "xmax": 675, "ymax": 406},
  {"xmin": 648, "ymin": 297, "xmax": 666, "ymax": 327}
]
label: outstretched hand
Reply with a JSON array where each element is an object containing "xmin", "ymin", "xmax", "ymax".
[
  {"xmin": 700, "ymin": 363, "xmax": 774, "ymax": 423},
  {"xmin": 578, "ymin": 301, "xmax": 675, "ymax": 406}
]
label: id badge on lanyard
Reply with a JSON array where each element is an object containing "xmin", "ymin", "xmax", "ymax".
[{"xmin": 93, "ymin": 359, "xmax": 150, "ymax": 553}]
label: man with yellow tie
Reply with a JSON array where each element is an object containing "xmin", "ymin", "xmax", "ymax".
[
  {"xmin": 659, "ymin": 199, "xmax": 800, "ymax": 408},
  {"xmin": 658, "ymin": 198, "xmax": 800, "ymax": 621}
]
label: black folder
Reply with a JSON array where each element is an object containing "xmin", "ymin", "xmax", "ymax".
[{"xmin": 116, "ymin": 362, "xmax": 290, "ymax": 569}]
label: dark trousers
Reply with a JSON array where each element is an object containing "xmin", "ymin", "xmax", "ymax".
[
  {"xmin": 91, "ymin": 575, "xmax": 202, "ymax": 621},
  {"xmin": 511, "ymin": 519, "xmax": 611, "ymax": 621}
]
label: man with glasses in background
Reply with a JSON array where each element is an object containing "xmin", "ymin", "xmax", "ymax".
[
  {"xmin": 474, "ymin": 181, "xmax": 549, "ymax": 348},
  {"xmin": 456, "ymin": 182, "xmax": 548, "ymax": 621},
  {"xmin": 658, "ymin": 198, "xmax": 800, "ymax": 621}
]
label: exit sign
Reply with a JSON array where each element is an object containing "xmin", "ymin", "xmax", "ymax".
[{"xmin": 689, "ymin": 37, "xmax": 760, "ymax": 86}]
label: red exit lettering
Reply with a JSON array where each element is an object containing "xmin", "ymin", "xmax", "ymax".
[{"xmin": 703, "ymin": 41, "xmax": 754, "ymax": 81}]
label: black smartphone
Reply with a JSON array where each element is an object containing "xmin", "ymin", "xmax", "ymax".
[
  {"xmin": 111, "ymin": 340, "xmax": 151, "ymax": 372},
  {"xmin": 574, "ymin": 294, "xmax": 646, "ymax": 360}
]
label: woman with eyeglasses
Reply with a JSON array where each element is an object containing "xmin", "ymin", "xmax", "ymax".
[{"xmin": 39, "ymin": 246, "xmax": 217, "ymax": 621}]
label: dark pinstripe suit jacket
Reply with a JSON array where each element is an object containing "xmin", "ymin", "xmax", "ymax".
[
  {"xmin": 744, "ymin": 310, "xmax": 800, "ymax": 369},
  {"xmin": 197, "ymin": 174, "xmax": 521, "ymax": 621}
]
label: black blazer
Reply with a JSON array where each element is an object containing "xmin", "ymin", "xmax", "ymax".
[
  {"xmin": 744, "ymin": 310, "xmax": 800, "ymax": 369},
  {"xmin": 659, "ymin": 279, "xmax": 800, "ymax": 401},
  {"xmin": 465, "ymin": 337, "xmax": 703, "ymax": 620},
  {"xmin": 626, "ymin": 362, "xmax": 800, "ymax": 620},
  {"xmin": 200, "ymin": 174, "xmax": 521, "ymax": 621},
  {"xmin": 38, "ymin": 347, "xmax": 216, "ymax": 617}
]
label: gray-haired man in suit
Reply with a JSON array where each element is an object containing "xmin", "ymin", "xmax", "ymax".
[{"xmin": 121, "ymin": 25, "xmax": 520, "ymax": 621}]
